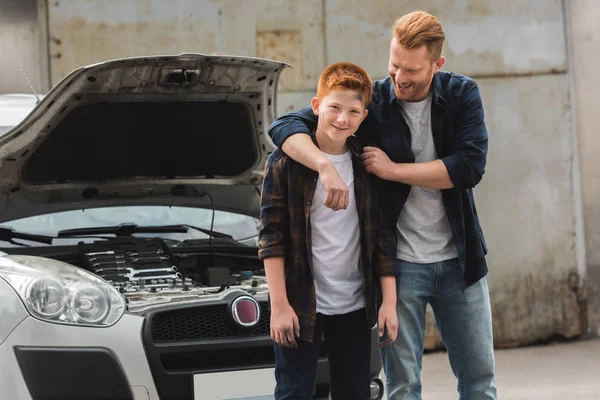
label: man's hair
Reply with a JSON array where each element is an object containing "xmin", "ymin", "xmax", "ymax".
[
  {"xmin": 392, "ymin": 11, "xmax": 445, "ymax": 60},
  {"xmin": 316, "ymin": 62, "xmax": 372, "ymax": 108}
]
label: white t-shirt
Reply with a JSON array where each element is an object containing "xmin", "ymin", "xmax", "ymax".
[{"xmin": 310, "ymin": 150, "xmax": 364, "ymax": 315}]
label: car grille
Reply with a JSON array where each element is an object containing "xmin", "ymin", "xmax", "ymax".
[
  {"xmin": 161, "ymin": 341, "xmax": 329, "ymax": 373},
  {"xmin": 150, "ymin": 302, "xmax": 270, "ymax": 343},
  {"xmin": 161, "ymin": 345, "xmax": 275, "ymax": 372},
  {"xmin": 142, "ymin": 299, "xmax": 331, "ymax": 400}
]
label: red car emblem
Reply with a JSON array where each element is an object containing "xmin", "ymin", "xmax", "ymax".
[{"xmin": 231, "ymin": 296, "xmax": 260, "ymax": 327}]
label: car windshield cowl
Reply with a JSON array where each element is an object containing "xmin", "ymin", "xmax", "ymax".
[{"xmin": 57, "ymin": 223, "xmax": 233, "ymax": 239}]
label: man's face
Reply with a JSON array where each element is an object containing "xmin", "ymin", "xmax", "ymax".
[
  {"xmin": 312, "ymin": 89, "xmax": 368, "ymax": 145},
  {"xmin": 388, "ymin": 37, "xmax": 444, "ymax": 102}
]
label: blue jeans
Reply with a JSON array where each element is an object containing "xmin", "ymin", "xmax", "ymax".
[
  {"xmin": 273, "ymin": 308, "xmax": 371, "ymax": 400},
  {"xmin": 381, "ymin": 258, "xmax": 497, "ymax": 399}
]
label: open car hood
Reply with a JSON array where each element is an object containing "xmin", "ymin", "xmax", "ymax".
[{"xmin": 0, "ymin": 54, "xmax": 290, "ymax": 222}]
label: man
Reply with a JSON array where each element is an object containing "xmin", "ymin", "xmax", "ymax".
[{"xmin": 267, "ymin": 10, "xmax": 497, "ymax": 400}]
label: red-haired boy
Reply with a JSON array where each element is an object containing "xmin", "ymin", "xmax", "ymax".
[{"xmin": 258, "ymin": 62, "xmax": 398, "ymax": 399}]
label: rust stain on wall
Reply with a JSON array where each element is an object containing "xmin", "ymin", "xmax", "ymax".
[
  {"xmin": 256, "ymin": 29, "xmax": 303, "ymax": 92},
  {"xmin": 424, "ymin": 273, "xmax": 582, "ymax": 351},
  {"xmin": 491, "ymin": 272, "xmax": 581, "ymax": 347}
]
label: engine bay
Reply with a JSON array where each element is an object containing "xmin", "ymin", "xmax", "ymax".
[
  {"xmin": 2, "ymin": 237, "xmax": 268, "ymax": 315},
  {"xmin": 79, "ymin": 238, "xmax": 190, "ymax": 291}
]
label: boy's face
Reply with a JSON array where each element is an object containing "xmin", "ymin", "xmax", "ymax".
[{"xmin": 311, "ymin": 89, "xmax": 368, "ymax": 144}]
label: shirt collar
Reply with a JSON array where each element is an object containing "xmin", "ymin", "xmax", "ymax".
[
  {"xmin": 387, "ymin": 78, "xmax": 397, "ymax": 105},
  {"xmin": 309, "ymin": 129, "xmax": 361, "ymax": 162},
  {"xmin": 387, "ymin": 72, "xmax": 445, "ymax": 105},
  {"xmin": 432, "ymin": 72, "xmax": 445, "ymax": 104}
]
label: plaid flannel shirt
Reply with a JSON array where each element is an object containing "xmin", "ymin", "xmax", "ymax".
[{"xmin": 258, "ymin": 136, "xmax": 396, "ymax": 342}]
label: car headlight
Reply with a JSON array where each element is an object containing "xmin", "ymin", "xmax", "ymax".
[{"xmin": 0, "ymin": 255, "xmax": 125, "ymax": 327}]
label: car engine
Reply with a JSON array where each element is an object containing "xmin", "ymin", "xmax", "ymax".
[{"xmin": 76, "ymin": 238, "xmax": 268, "ymax": 315}]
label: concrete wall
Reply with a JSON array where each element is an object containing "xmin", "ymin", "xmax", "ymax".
[
  {"xmin": 44, "ymin": 0, "xmax": 326, "ymax": 90},
  {"xmin": 570, "ymin": 0, "xmax": 600, "ymax": 335},
  {"xmin": 1, "ymin": 0, "xmax": 592, "ymax": 346},
  {"xmin": 0, "ymin": 0, "xmax": 49, "ymax": 94}
]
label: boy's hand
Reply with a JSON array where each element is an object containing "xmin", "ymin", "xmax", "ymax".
[
  {"xmin": 318, "ymin": 161, "xmax": 348, "ymax": 211},
  {"xmin": 270, "ymin": 302, "xmax": 301, "ymax": 348},
  {"xmin": 377, "ymin": 302, "xmax": 398, "ymax": 348}
]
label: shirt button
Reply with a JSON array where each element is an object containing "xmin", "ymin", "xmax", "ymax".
[
  {"xmin": 313, "ymin": 178, "xmax": 317, "ymax": 182},
  {"xmin": 307, "ymin": 200, "xmax": 311, "ymax": 205}
]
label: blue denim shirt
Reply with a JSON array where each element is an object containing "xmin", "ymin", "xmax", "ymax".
[{"xmin": 268, "ymin": 71, "xmax": 489, "ymax": 287}]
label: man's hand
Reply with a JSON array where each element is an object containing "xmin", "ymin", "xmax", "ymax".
[
  {"xmin": 270, "ymin": 302, "xmax": 301, "ymax": 348},
  {"xmin": 361, "ymin": 146, "xmax": 395, "ymax": 181},
  {"xmin": 377, "ymin": 302, "xmax": 398, "ymax": 348},
  {"xmin": 318, "ymin": 161, "xmax": 349, "ymax": 210}
]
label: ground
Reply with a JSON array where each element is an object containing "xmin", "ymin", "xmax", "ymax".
[{"xmin": 416, "ymin": 338, "xmax": 600, "ymax": 399}]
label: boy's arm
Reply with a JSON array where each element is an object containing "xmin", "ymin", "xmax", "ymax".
[
  {"xmin": 378, "ymin": 276, "xmax": 397, "ymax": 347},
  {"xmin": 373, "ymin": 192, "xmax": 399, "ymax": 347},
  {"xmin": 258, "ymin": 153, "xmax": 289, "ymax": 261},
  {"xmin": 373, "ymin": 192, "xmax": 397, "ymax": 278},
  {"xmin": 257, "ymin": 153, "xmax": 300, "ymax": 347},
  {"xmin": 262, "ymin": 257, "xmax": 299, "ymax": 347},
  {"xmin": 268, "ymin": 107, "xmax": 349, "ymax": 211}
]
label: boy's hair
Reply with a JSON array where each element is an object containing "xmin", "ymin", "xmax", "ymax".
[
  {"xmin": 316, "ymin": 62, "xmax": 372, "ymax": 108},
  {"xmin": 392, "ymin": 11, "xmax": 445, "ymax": 61}
]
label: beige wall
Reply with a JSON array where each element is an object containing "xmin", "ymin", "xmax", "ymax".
[
  {"xmin": 0, "ymin": 0, "xmax": 49, "ymax": 94},
  {"xmin": 570, "ymin": 0, "xmax": 600, "ymax": 335}
]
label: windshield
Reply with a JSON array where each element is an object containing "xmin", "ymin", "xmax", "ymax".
[
  {"xmin": 0, "ymin": 206, "xmax": 259, "ymax": 246},
  {"xmin": 0, "ymin": 126, "xmax": 13, "ymax": 135}
]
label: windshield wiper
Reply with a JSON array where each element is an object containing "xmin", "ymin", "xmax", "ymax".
[
  {"xmin": 57, "ymin": 223, "xmax": 232, "ymax": 239},
  {"xmin": 0, "ymin": 227, "xmax": 54, "ymax": 246}
]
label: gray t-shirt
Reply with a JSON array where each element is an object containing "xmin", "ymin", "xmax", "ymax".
[{"xmin": 395, "ymin": 93, "xmax": 458, "ymax": 263}]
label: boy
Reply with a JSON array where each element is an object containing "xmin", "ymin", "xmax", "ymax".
[{"xmin": 258, "ymin": 62, "xmax": 398, "ymax": 400}]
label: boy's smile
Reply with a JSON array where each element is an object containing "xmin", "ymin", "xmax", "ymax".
[{"xmin": 331, "ymin": 124, "xmax": 349, "ymax": 132}]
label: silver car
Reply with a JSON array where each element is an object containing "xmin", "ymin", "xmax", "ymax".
[{"xmin": 0, "ymin": 54, "xmax": 384, "ymax": 400}]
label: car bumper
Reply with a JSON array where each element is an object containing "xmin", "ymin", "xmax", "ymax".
[
  {"xmin": 1, "ymin": 312, "xmax": 159, "ymax": 400},
  {"xmin": 0, "ymin": 281, "xmax": 382, "ymax": 400},
  {"xmin": 1, "ymin": 317, "xmax": 342, "ymax": 400}
]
